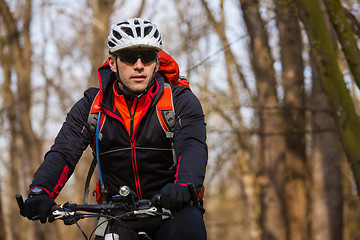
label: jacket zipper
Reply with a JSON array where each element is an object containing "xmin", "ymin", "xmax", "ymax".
[
  {"xmin": 129, "ymin": 99, "xmax": 139, "ymax": 138},
  {"xmin": 129, "ymin": 99, "xmax": 142, "ymax": 199}
]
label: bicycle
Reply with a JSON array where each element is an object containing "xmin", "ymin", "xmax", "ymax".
[{"xmin": 16, "ymin": 183, "xmax": 199, "ymax": 240}]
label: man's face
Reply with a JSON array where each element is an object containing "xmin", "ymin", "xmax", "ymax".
[{"xmin": 109, "ymin": 48, "xmax": 159, "ymax": 94}]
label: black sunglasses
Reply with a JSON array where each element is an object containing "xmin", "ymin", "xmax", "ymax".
[{"xmin": 116, "ymin": 50, "xmax": 158, "ymax": 64}]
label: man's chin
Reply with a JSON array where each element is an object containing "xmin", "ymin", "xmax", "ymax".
[
  {"xmin": 119, "ymin": 81, "xmax": 152, "ymax": 96},
  {"xmin": 126, "ymin": 87, "xmax": 147, "ymax": 95},
  {"xmin": 131, "ymin": 87, "xmax": 147, "ymax": 94}
]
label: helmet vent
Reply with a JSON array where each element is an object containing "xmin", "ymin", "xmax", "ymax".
[
  {"xmin": 117, "ymin": 21, "xmax": 127, "ymax": 26},
  {"xmin": 112, "ymin": 30, "xmax": 122, "ymax": 40},
  {"xmin": 144, "ymin": 26, "xmax": 152, "ymax": 36},
  {"xmin": 121, "ymin": 27, "xmax": 134, "ymax": 37},
  {"xmin": 134, "ymin": 19, "xmax": 140, "ymax": 25},
  {"xmin": 136, "ymin": 27, "xmax": 141, "ymax": 37},
  {"xmin": 154, "ymin": 30, "xmax": 159, "ymax": 38}
]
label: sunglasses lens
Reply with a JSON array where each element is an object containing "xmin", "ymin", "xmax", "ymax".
[
  {"xmin": 118, "ymin": 52, "xmax": 136, "ymax": 64},
  {"xmin": 118, "ymin": 50, "xmax": 157, "ymax": 64},
  {"xmin": 141, "ymin": 51, "xmax": 157, "ymax": 63}
]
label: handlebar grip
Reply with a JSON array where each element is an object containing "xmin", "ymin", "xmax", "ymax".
[
  {"xmin": 151, "ymin": 193, "xmax": 161, "ymax": 205},
  {"xmin": 50, "ymin": 205, "xmax": 60, "ymax": 212},
  {"xmin": 15, "ymin": 194, "xmax": 25, "ymax": 217}
]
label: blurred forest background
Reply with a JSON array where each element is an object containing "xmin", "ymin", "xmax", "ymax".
[{"xmin": 1, "ymin": 0, "xmax": 360, "ymax": 239}]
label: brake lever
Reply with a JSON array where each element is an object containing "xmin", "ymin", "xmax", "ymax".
[
  {"xmin": 133, "ymin": 206, "xmax": 158, "ymax": 216},
  {"xmin": 51, "ymin": 201, "xmax": 75, "ymax": 220}
]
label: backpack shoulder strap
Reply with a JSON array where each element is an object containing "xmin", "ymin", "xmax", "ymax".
[
  {"xmin": 88, "ymin": 91, "xmax": 102, "ymax": 137},
  {"xmin": 156, "ymin": 83, "xmax": 177, "ymax": 170},
  {"xmin": 156, "ymin": 83, "xmax": 175, "ymax": 137},
  {"xmin": 84, "ymin": 91, "xmax": 104, "ymax": 204},
  {"xmin": 88, "ymin": 91, "xmax": 106, "ymax": 147}
]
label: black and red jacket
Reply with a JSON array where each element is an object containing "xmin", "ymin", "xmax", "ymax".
[{"xmin": 29, "ymin": 54, "xmax": 207, "ymax": 201}]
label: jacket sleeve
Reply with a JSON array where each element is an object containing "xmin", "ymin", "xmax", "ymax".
[
  {"xmin": 29, "ymin": 88, "xmax": 99, "ymax": 199},
  {"xmin": 172, "ymin": 86, "xmax": 208, "ymax": 192}
]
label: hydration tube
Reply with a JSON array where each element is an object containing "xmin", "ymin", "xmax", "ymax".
[{"xmin": 95, "ymin": 112, "xmax": 106, "ymax": 190}]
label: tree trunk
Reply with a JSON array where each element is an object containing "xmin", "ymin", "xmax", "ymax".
[
  {"xmin": 322, "ymin": 0, "xmax": 360, "ymax": 88},
  {"xmin": 88, "ymin": 0, "xmax": 115, "ymax": 87},
  {"xmin": 276, "ymin": 0, "xmax": 309, "ymax": 239},
  {"xmin": 0, "ymin": 1, "xmax": 61, "ymax": 239},
  {"xmin": 199, "ymin": 1, "xmax": 260, "ymax": 238},
  {"xmin": 0, "ymin": 182, "xmax": 5, "ymax": 240},
  {"xmin": 0, "ymin": 37, "xmax": 22, "ymax": 240},
  {"xmin": 240, "ymin": 0, "xmax": 288, "ymax": 239},
  {"xmin": 295, "ymin": 0, "xmax": 360, "ymax": 200},
  {"xmin": 310, "ymin": 54, "xmax": 344, "ymax": 240}
]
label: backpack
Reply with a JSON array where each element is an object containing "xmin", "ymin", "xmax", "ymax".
[{"xmin": 83, "ymin": 51, "xmax": 190, "ymax": 204}]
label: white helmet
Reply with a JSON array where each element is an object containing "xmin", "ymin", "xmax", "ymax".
[{"xmin": 107, "ymin": 18, "xmax": 163, "ymax": 53}]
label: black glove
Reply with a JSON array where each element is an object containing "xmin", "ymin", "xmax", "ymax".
[
  {"xmin": 160, "ymin": 183, "xmax": 191, "ymax": 211},
  {"xmin": 24, "ymin": 194, "xmax": 56, "ymax": 223}
]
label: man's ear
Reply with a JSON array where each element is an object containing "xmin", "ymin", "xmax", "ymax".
[
  {"xmin": 108, "ymin": 55, "xmax": 117, "ymax": 72},
  {"xmin": 155, "ymin": 55, "xmax": 160, "ymax": 72}
]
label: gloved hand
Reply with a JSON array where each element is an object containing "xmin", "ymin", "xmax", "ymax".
[
  {"xmin": 160, "ymin": 183, "xmax": 191, "ymax": 211},
  {"xmin": 24, "ymin": 194, "xmax": 56, "ymax": 223}
]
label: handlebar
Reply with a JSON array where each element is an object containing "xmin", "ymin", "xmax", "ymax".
[
  {"xmin": 16, "ymin": 194, "xmax": 167, "ymax": 224},
  {"xmin": 15, "ymin": 183, "xmax": 199, "ymax": 223},
  {"xmin": 16, "ymin": 184, "xmax": 200, "ymax": 240}
]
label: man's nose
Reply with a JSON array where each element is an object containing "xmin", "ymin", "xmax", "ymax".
[{"xmin": 134, "ymin": 58, "xmax": 145, "ymax": 69}]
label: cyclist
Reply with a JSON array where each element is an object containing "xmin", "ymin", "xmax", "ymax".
[{"xmin": 24, "ymin": 18, "xmax": 207, "ymax": 239}]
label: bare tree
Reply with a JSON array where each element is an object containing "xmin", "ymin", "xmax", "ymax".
[
  {"xmin": 323, "ymin": 0, "xmax": 360, "ymax": 87},
  {"xmin": 87, "ymin": 0, "xmax": 116, "ymax": 87},
  {"xmin": 0, "ymin": 180, "xmax": 5, "ymax": 240},
  {"xmin": 295, "ymin": 0, "xmax": 360, "ymax": 198},
  {"xmin": 276, "ymin": 0, "xmax": 309, "ymax": 239},
  {"xmin": 197, "ymin": 0, "xmax": 261, "ymax": 238},
  {"xmin": 0, "ymin": 1, "xmax": 62, "ymax": 239},
  {"xmin": 240, "ymin": 0, "xmax": 289, "ymax": 239},
  {"xmin": 310, "ymin": 54, "xmax": 345, "ymax": 240}
]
